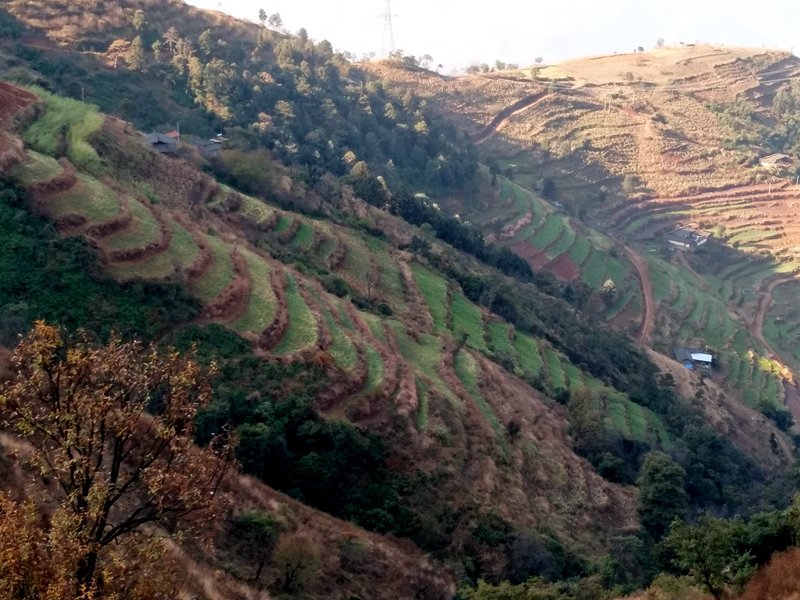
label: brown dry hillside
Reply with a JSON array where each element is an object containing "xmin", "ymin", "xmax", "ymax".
[
  {"xmin": 367, "ymin": 46, "xmax": 800, "ymax": 201},
  {"xmin": 368, "ymin": 46, "xmax": 800, "ymax": 442},
  {"xmin": 0, "ymin": 431, "xmax": 454, "ymax": 600}
]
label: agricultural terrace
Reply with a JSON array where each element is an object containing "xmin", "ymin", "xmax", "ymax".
[
  {"xmin": 236, "ymin": 190, "xmax": 275, "ymax": 224},
  {"xmin": 764, "ymin": 281, "xmax": 800, "ymax": 369},
  {"xmin": 230, "ymin": 250, "xmax": 277, "ymax": 334},
  {"xmin": 105, "ymin": 197, "xmax": 160, "ymax": 251},
  {"xmin": 387, "ymin": 320, "xmax": 462, "ymax": 411},
  {"xmin": 473, "ymin": 175, "xmax": 639, "ymax": 314},
  {"xmin": 411, "ymin": 264, "xmax": 448, "ymax": 333},
  {"xmin": 23, "ymin": 86, "xmax": 104, "ymax": 175},
  {"xmin": 191, "ymin": 235, "xmax": 234, "ymax": 303},
  {"xmin": 487, "ymin": 322, "xmax": 515, "ymax": 357},
  {"xmin": 10, "ymin": 151, "xmax": 62, "ymax": 185},
  {"xmin": 323, "ymin": 310, "xmax": 357, "ymax": 371},
  {"xmin": 637, "ymin": 243, "xmax": 787, "ymax": 414},
  {"xmin": 364, "ymin": 237, "xmax": 408, "ymax": 313},
  {"xmin": 450, "ymin": 291, "xmax": 488, "ymax": 352},
  {"xmin": 272, "ymin": 272, "xmax": 318, "ymax": 355},
  {"xmin": 362, "ymin": 343, "xmax": 385, "ymax": 394},
  {"xmin": 110, "ymin": 217, "xmax": 199, "ymax": 280},
  {"xmin": 454, "ymin": 350, "xmax": 506, "ymax": 450},
  {"xmin": 46, "ymin": 173, "xmax": 120, "ymax": 222}
]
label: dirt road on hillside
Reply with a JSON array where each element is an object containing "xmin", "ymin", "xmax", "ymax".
[
  {"xmin": 623, "ymin": 245, "xmax": 655, "ymax": 344},
  {"xmin": 472, "ymin": 92, "xmax": 549, "ymax": 144},
  {"xmin": 749, "ymin": 274, "xmax": 797, "ymax": 361}
]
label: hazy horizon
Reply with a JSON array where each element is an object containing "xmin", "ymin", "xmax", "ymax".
[{"xmin": 187, "ymin": 0, "xmax": 799, "ymax": 71}]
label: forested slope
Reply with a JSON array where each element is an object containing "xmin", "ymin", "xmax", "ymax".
[{"xmin": 0, "ymin": 2, "xmax": 799, "ymax": 599}]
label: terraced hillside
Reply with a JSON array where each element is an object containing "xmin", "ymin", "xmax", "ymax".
[
  {"xmin": 0, "ymin": 84, "xmax": 663, "ymax": 556},
  {"xmin": 3, "ymin": 76, "xmax": 797, "ymax": 597},
  {"xmin": 475, "ymin": 175, "xmax": 643, "ymax": 332},
  {"xmin": 371, "ymin": 46, "xmax": 800, "ymax": 435}
]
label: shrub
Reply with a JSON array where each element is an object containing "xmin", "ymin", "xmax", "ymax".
[{"xmin": 24, "ymin": 86, "xmax": 105, "ymax": 176}]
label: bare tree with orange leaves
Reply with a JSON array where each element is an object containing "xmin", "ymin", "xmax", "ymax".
[{"xmin": 0, "ymin": 322, "xmax": 235, "ymax": 597}]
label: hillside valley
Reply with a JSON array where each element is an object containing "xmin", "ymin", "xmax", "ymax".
[{"xmin": 1, "ymin": 1, "xmax": 800, "ymax": 599}]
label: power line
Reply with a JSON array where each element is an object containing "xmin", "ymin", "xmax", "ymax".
[{"xmin": 378, "ymin": 0, "xmax": 397, "ymax": 57}]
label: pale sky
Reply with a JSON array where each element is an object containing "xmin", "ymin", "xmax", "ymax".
[{"xmin": 188, "ymin": 0, "xmax": 800, "ymax": 71}]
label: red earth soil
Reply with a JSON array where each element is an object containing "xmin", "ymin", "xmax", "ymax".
[
  {"xmin": 511, "ymin": 241, "xmax": 551, "ymax": 270},
  {"xmin": 545, "ymin": 252, "xmax": 581, "ymax": 281},
  {"xmin": 0, "ymin": 82, "xmax": 37, "ymax": 127}
]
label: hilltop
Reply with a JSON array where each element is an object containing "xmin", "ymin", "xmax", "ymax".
[{"xmin": 1, "ymin": 2, "xmax": 800, "ymax": 598}]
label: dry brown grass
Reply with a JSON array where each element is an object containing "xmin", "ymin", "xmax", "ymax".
[
  {"xmin": 538, "ymin": 45, "xmax": 786, "ymax": 88},
  {"xmin": 738, "ymin": 547, "xmax": 800, "ymax": 600}
]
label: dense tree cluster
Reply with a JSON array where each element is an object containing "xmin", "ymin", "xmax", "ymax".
[{"xmin": 4, "ymin": 6, "xmax": 479, "ymax": 199}]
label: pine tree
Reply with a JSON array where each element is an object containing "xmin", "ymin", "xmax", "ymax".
[
  {"xmin": 132, "ymin": 9, "xmax": 146, "ymax": 31},
  {"xmin": 164, "ymin": 26, "xmax": 179, "ymax": 54},
  {"xmin": 151, "ymin": 39, "xmax": 162, "ymax": 62},
  {"xmin": 199, "ymin": 29, "xmax": 214, "ymax": 56},
  {"xmin": 126, "ymin": 35, "xmax": 144, "ymax": 71}
]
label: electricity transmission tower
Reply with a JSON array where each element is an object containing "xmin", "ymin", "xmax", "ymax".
[{"xmin": 379, "ymin": 0, "xmax": 397, "ymax": 57}]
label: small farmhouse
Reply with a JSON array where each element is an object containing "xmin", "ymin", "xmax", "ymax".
[
  {"xmin": 674, "ymin": 347, "xmax": 713, "ymax": 370},
  {"xmin": 759, "ymin": 153, "xmax": 794, "ymax": 168},
  {"xmin": 667, "ymin": 226, "xmax": 710, "ymax": 249},
  {"xmin": 190, "ymin": 137, "xmax": 222, "ymax": 158},
  {"xmin": 143, "ymin": 132, "xmax": 178, "ymax": 154}
]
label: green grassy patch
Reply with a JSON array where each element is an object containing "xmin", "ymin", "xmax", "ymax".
[
  {"xmin": 626, "ymin": 401, "xmax": 647, "ymax": 438},
  {"xmin": 340, "ymin": 235, "xmax": 371, "ymax": 286},
  {"xmin": 24, "ymin": 86, "xmax": 104, "ymax": 175},
  {"xmin": 545, "ymin": 349, "xmax": 566, "ymax": 390},
  {"xmin": 515, "ymin": 333, "xmax": 544, "ymax": 376},
  {"xmin": 568, "ymin": 236, "xmax": 592, "ymax": 265},
  {"xmin": 109, "ymin": 217, "xmax": 198, "ymax": 280},
  {"xmin": 291, "ymin": 222, "xmax": 315, "ymax": 247},
  {"xmin": 387, "ymin": 320, "xmax": 462, "ymax": 410},
  {"xmin": 324, "ymin": 311, "xmax": 357, "ymax": 371},
  {"xmin": 607, "ymin": 396, "xmax": 631, "ymax": 437},
  {"xmin": 273, "ymin": 272, "xmax": 319, "ymax": 355},
  {"xmin": 334, "ymin": 299, "xmax": 356, "ymax": 331},
  {"xmin": 273, "ymin": 215, "xmax": 291, "ymax": 233},
  {"xmin": 488, "ymin": 322, "xmax": 515, "ymax": 357},
  {"xmin": 647, "ymin": 258, "xmax": 672, "ymax": 302},
  {"xmin": 106, "ymin": 197, "xmax": 160, "ymax": 250},
  {"xmin": 11, "ymin": 150, "xmax": 63, "ymax": 185},
  {"xmin": 190, "ymin": 235, "xmax": 234, "ymax": 303},
  {"xmin": 455, "ymin": 350, "xmax": 506, "ymax": 447},
  {"xmin": 363, "ymin": 343, "xmax": 385, "ymax": 393},
  {"xmin": 411, "ymin": 264, "xmax": 448, "ymax": 333},
  {"xmin": 46, "ymin": 173, "xmax": 120, "ymax": 222},
  {"xmin": 365, "ymin": 237, "xmax": 407, "ymax": 312},
  {"xmin": 451, "ymin": 291, "xmax": 488, "ymax": 352},
  {"xmin": 670, "ymin": 282, "xmax": 690, "ymax": 311},
  {"xmin": 562, "ymin": 363, "xmax": 584, "ymax": 392},
  {"xmin": 230, "ymin": 249, "xmax": 277, "ymax": 334},
  {"xmin": 531, "ymin": 215, "xmax": 564, "ymax": 249},
  {"xmin": 546, "ymin": 222, "xmax": 577, "ymax": 259},
  {"xmin": 604, "ymin": 256, "xmax": 628, "ymax": 287},
  {"xmin": 581, "ymin": 248, "xmax": 607, "ymax": 289},
  {"xmin": 360, "ymin": 311, "xmax": 386, "ymax": 342}
]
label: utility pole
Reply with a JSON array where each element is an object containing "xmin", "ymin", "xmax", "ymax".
[{"xmin": 379, "ymin": 0, "xmax": 397, "ymax": 58}]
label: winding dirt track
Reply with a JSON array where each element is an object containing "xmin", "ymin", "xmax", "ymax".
[
  {"xmin": 472, "ymin": 92, "xmax": 549, "ymax": 144},
  {"xmin": 750, "ymin": 274, "xmax": 797, "ymax": 360},
  {"xmin": 622, "ymin": 245, "xmax": 655, "ymax": 344}
]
